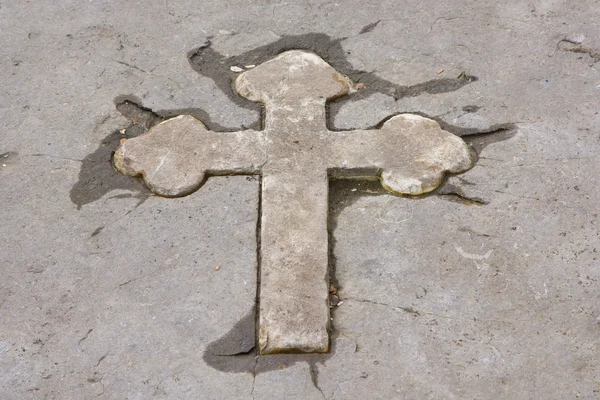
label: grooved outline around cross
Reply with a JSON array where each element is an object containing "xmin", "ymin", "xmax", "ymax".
[{"xmin": 114, "ymin": 50, "xmax": 475, "ymax": 354}]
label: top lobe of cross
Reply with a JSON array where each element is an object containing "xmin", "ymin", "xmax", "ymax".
[
  {"xmin": 114, "ymin": 50, "xmax": 475, "ymax": 354},
  {"xmin": 236, "ymin": 51, "xmax": 351, "ymax": 105}
]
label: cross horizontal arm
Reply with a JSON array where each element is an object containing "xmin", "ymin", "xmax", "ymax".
[
  {"xmin": 326, "ymin": 114, "xmax": 475, "ymax": 195},
  {"xmin": 114, "ymin": 115, "xmax": 267, "ymax": 197}
]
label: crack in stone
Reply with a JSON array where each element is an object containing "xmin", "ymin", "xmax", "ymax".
[
  {"xmin": 250, "ymin": 355, "xmax": 258, "ymax": 400},
  {"xmin": 310, "ymin": 364, "xmax": 327, "ymax": 399},
  {"xmin": 458, "ymin": 227, "xmax": 491, "ymax": 238},
  {"xmin": 436, "ymin": 183, "xmax": 488, "ymax": 206},
  {"xmin": 359, "ymin": 20, "xmax": 381, "ymax": 35},
  {"xmin": 90, "ymin": 226, "xmax": 104, "ymax": 238},
  {"xmin": 254, "ymin": 177, "xmax": 263, "ymax": 356},
  {"xmin": 89, "ymin": 349, "xmax": 110, "ymax": 396},
  {"xmin": 344, "ymin": 298, "xmax": 421, "ymax": 316},
  {"xmin": 94, "ymin": 352, "xmax": 109, "ymax": 368},
  {"xmin": 117, "ymin": 260, "xmax": 179, "ymax": 288},
  {"xmin": 558, "ymin": 39, "xmax": 600, "ymax": 63},
  {"xmin": 115, "ymin": 60, "xmax": 148, "ymax": 74},
  {"xmin": 25, "ymin": 153, "xmax": 83, "ymax": 162},
  {"xmin": 78, "ymin": 329, "xmax": 93, "ymax": 345},
  {"xmin": 345, "ymin": 298, "xmax": 535, "ymax": 325},
  {"xmin": 438, "ymin": 192, "xmax": 487, "ymax": 206}
]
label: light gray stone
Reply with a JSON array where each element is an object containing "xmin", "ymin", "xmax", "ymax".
[
  {"xmin": 114, "ymin": 50, "xmax": 474, "ymax": 354},
  {"xmin": 2, "ymin": 0, "xmax": 599, "ymax": 397}
]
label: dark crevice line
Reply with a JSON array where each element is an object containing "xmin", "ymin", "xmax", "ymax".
[
  {"xmin": 359, "ymin": 20, "xmax": 381, "ymax": 34},
  {"xmin": 437, "ymin": 192, "xmax": 488, "ymax": 206},
  {"xmin": 557, "ymin": 39, "xmax": 600, "ymax": 63},
  {"xmin": 255, "ymin": 176, "xmax": 263, "ymax": 355},
  {"xmin": 310, "ymin": 364, "xmax": 327, "ymax": 399}
]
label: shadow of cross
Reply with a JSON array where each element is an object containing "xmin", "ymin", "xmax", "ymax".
[{"xmin": 114, "ymin": 50, "xmax": 475, "ymax": 355}]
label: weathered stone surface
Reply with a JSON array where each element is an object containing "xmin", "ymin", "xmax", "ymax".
[
  {"xmin": 3, "ymin": 1, "xmax": 600, "ymax": 397},
  {"xmin": 114, "ymin": 50, "xmax": 475, "ymax": 354},
  {"xmin": 114, "ymin": 116, "xmax": 266, "ymax": 197}
]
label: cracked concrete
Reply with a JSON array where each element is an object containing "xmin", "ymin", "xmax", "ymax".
[{"xmin": 1, "ymin": 0, "xmax": 599, "ymax": 398}]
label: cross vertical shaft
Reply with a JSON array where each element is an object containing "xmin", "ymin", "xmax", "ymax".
[
  {"xmin": 259, "ymin": 168, "xmax": 330, "ymax": 353},
  {"xmin": 258, "ymin": 94, "xmax": 332, "ymax": 353}
]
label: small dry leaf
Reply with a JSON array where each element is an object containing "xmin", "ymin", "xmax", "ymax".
[
  {"xmin": 355, "ymin": 83, "xmax": 366, "ymax": 89},
  {"xmin": 244, "ymin": 64, "xmax": 256, "ymax": 69},
  {"xmin": 436, "ymin": 68, "xmax": 444, "ymax": 75},
  {"xmin": 230, "ymin": 66, "xmax": 244, "ymax": 73},
  {"xmin": 119, "ymin": 138, "xmax": 127, "ymax": 145},
  {"xmin": 215, "ymin": 264, "xmax": 221, "ymax": 271},
  {"xmin": 329, "ymin": 284, "xmax": 337, "ymax": 295},
  {"xmin": 119, "ymin": 129, "xmax": 126, "ymax": 134}
]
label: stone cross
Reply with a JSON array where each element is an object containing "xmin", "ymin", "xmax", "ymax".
[{"xmin": 114, "ymin": 51, "xmax": 475, "ymax": 354}]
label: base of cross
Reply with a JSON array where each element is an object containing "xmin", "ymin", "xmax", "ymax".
[{"xmin": 113, "ymin": 50, "xmax": 476, "ymax": 354}]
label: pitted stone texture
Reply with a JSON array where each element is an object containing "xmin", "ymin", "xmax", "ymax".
[{"xmin": 114, "ymin": 50, "xmax": 475, "ymax": 354}]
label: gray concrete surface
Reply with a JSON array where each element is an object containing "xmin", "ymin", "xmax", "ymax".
[{"xmin": 1, "ymin": 0, "xmax": 599, "ymax": 399}]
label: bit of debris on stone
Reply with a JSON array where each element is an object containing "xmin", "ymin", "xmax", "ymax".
[
  {"xmin": 230, "ymin": 66, "xmax": 244, "ymax": 73},
  {"xmin": 329, "ymin": 284, "xmax": 337, "ymax": 295},
  {"xmin": 215, "ymin": 264, "xmax": 221, "ymax": 271},
  {"xmin": 566, "ymin": 34, "xmax": 585, "ymax": 44},
  {"xmin": 457, "ymin": 71, "xmax": 470, "ymax": 81},
  {"xmin": 355, "ymin": 83, "xmax": 366, "ymax": 89},
  {"xmin": 436, "ymin": 68, "xmax": 444, "ymax": 74},
  {"xmin": 330, "ymin": 295, "xmax": 340, "ymax": 308}
]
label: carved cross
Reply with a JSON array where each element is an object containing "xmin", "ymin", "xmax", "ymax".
[{"xmin": 114, "ymin": 50, "xmax": 475, "ymax": 354}]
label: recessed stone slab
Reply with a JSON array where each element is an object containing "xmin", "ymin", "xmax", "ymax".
[{"xmin": 114, "ymin": 50, "xmax": 475, "ymax": 354}]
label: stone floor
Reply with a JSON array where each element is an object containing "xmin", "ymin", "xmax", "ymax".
[{"xmin": 1, "ymin": 1, "xmax": 599, "ymax": 399}]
